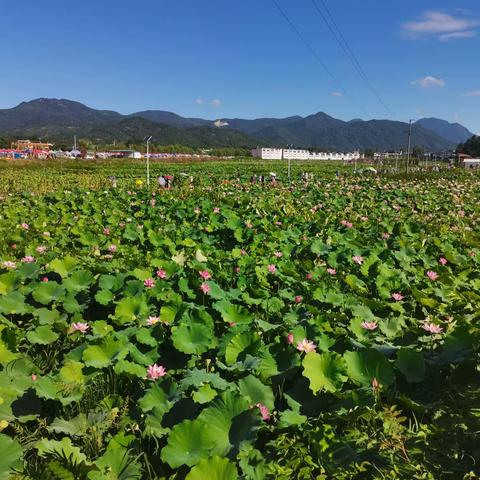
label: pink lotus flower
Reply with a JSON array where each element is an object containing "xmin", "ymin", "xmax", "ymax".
[
  {"xmin": 36, "ymin": 246, "xmax": 47, "ymax": 254},
  {"xmin": 241, "ymin": 249, "xmax": 247, "ymax": 256},
  {"xmin": 274, "ymin": 251, "xmax": 283, "ymax": 258},
  {"xmin": 426, "ymin": 271, "xmax": 439, "ymax": 281},
  {"xmin": 326, "ymin": 268, "xmax": 337, "ymax": 275},
  {"xmin": 287, "ymin": 332, "xmax": 294, "ymax": 344},
  {"xmin": 2, "ymin": 261, "xmax": 16, "ymax": 269},
  {"xmin": 31, "ymin": 373, "xmax": 37, "ymax": 381},
  {"xmin": 20, "ymin": 223, "xmax": 29, "ymax": 230},
  {"xmin": 108, "ymin": 244, "xmax": 117, "ymax": 253},
  {"xmin": 391, "ymin": 292, "xmax": 404, "ymax": 301},
  {"xmin": 41, "ymin": 277, "xmax": 49, "ymax": 282},
  {"xmin": 361, "ymin": 321, "xmax": 378, "ymax": 331},
  {"xmin": 382, "ymin": 232, "xmax": 391, "ymax": 239},
  {"xmin": 275, "ymin": 221, "xmax": 282, "ymax": 226},
  {"xmin": 156, "ymin": 269, "xmax": 167, "ymax": 279},
  {"xmin": 439, "ymin": 257, "xmax": 448, "ymax": 266},
  {"xmin": 352, "ymin": 255, "xmax": 364, "ymax": 265},
  {"xmin": 235, "ymin": 267, "xmax": 240, "ymax": 273},
  {"xmin": 213, "ymin": 207, "xmax": 220, "ymax": 213},
  {"xmin": 21, "ymin": 256, "xmax": 35, "ymax": 263},
  {"xmin": 255, "ymin": 403, "xmax": 271, "ymax": 421},
  {"xmin": 103, "ymin": 228, "xmax": 110, "ymax": 235},
  {"xmin": 306, "ymin": 273, "xmax": 313, "ymax": 280},
  {"xmin": 199, "ymin": 270, "xmax": 211, "ymax": 280},
  {"xmin": 297, "ymin": 339, "xmax": 317, "ymax": 353},
  {"xmin": 194, "ymin": 207, "xmax": 201, "ymax": 214},
  {"xmin": 147, "ymin": 316, "xmax": 160, "ymax": 326},
  {"xmin": 371, "ymin": 377, "xmax": 380, "ymax": 391},
  {"xmin": 11, "ymin": 244, "xmax": 17, "ymax": 250},
  {"xmin": 267, "ymin": 264, "xmax": 276, "ymax": 274},
  {"xmin": 147, "ymin": 364, "xmax": 167, "ymax": 380},
  {"xmin": 422, "ymin": 322, "xmax": 443, "ymax": 334},
  {"xmin": 341, "ymin": 220, "xmax": 353, "ymax": 228},
  {"xmin": 72, "ymin": 322, "xmax": 89, "ymax": 334},
  {"xmin": 144, "ymin": 278, "xmax": 155, "ymax": 288},
  {"xmin": 294, "ymin": 295, "xmax": 303, "ymax": 304},
  {"xmin": 228, "ymin": 321, "xmax": 237, "ymax": 327},
  {"xmin": 361, "ymin": 216, "xmax": 369, "ymax": 222},
  {"xmin": 200, "ymin": 283, "xmax": 210, "ymax": 294}
]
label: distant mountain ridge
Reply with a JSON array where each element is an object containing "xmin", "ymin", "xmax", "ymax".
[
  {"xmin": 415, "ymin": 118, "xmax": 473, "ymax": 144},
  {"xmin": 0, "ymin": 98, "xmax": 469, "ymax": 151}
]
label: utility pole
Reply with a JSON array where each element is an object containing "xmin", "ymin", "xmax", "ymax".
[
  {"xmin": 144, "ymin": 136, "xmax": 152, "ymax": 186},
  {"xmin": 287, "ymin": 144, "xmax": 293, "ymax": 183},
  {"xmin": 74, "ymin": 135, "xmax": 77, "ymax": 151},
  {"xmin": 406, "ymin": 119, "xmax": 413, "ymax": 174}
]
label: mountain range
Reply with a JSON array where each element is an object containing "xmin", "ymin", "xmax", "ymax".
[{"xmin": 0, "ymin": 98, "xmax": 474, "ymax": 151}]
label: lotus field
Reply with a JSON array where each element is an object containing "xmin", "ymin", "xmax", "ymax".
[{"xmin": 0, "ymin": 161, "xmax": 479, "ymax": 479}]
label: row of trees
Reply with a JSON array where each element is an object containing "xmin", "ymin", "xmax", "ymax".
[{"xmin": 458, "ymin": 136, "xmax": 480, "ymax": 157}]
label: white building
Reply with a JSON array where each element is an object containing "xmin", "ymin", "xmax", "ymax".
[
  {"xmin": 251, "ymin": 148, "xmax": 283, "ymax": 160},
  {"xmin": 252, "ymin": 147, "xmax": 362, "ymax": 161},
  {"xmin": 282, "ymin": 149, "xmax": 310, "ymax": 160},
  {"xmin": 463, "ymin": 159, "xmax": 480, "ymax": 169}
]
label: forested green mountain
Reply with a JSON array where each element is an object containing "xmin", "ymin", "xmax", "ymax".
[{"xmin": 0, "ymin": 98, "xmax": 461, "ymax": 151}]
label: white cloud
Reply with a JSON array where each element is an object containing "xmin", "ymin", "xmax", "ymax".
[
  {"xmin": 211, "ymin": 99, "xmax": 221, "ymax": 108},
  {"xmin": 463, "ymin": 90, "xmax": 480, "ymax": 97},
  {"xmin": 331, "ymin": 91, "xmax": 343, "ymax": 97},
  {"xmin": 195, "ymin": 98, "xmax": 204, "ymax": 105},
  {"xmin": 440, "ymin": 30, "xmax": 477, "ymax": 41},
  {"xmin": 411, "ymin": 76, "xmax": 446, "ymax": 88},
  {"xmin": 402, "ymin": 11, "xmax": 479, "ymax": 41}
]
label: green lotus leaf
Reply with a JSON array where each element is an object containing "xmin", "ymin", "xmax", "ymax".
[
  {"xmin": 114, "ymin": 359, "xmax": 146, "ymax": 378},
  {"xmin": 197, "ymin": 392, "xmax": 250, "ymax": 456},
  {"xmin": 139, "ymin": 384, "xmax": 173, "ymax": 414},
  {"xmin": 94, "ymin": 290, "xmax": 113, "ymax": 307},
  {"xmin": 0, "ymin": 291, "xmax": 29, "ymax": 315},
  {"xmin": 161, "ymin": 419, "xmax": 216, "ymax": 468},
  {"xmin": 36, "ymin": 437, "xmax": 90, "ymax": 466},
  {"xmin": 59, "ymin": 360, "xmax": 85, "ymax": 385},
  {"xmin": 185, "ymin": 456, "xmax": 238, "ymax": 480},
  {"xmin": 0, "ymin": 434, "xmax": 23, "ymax": 477},
  {"xmin": 115, "ymin": 296, "xmax": 149, "ymax": 324},
  {"xmin": 171, "ymin": 322, "xmax": 216, "ymax": 355},
  {"xmin": 82, "ymin": 337, "xmax": 129, "ymax": 369},
  {"xmin": 63, "ymin": 270, "xmax": 94, "ymax": 292},
  {"xmin": 302, "ymin": 352, "xmax": 348, "ymax": 394},
  {"xmin": 88, "ymin": 447, "xmax": 142, "ymax": 480},
  {"xmin": 213, "ymin": 300, "xmax": 253, "ymax": 325},
  {"xmin": 395, "ymin": 348, "xmax": 425, "ymax": 383},
  {"xmin": 225, "ymin": 332, "xmax": 260, "ymax": 365},
  {"xmin": 26, "ymin": 325, "xmax": 59, "ymax": 345},
  {"xmin": 48, "ymin": 256, "xmax": 79, "ymax": 278},
  {"xmin": 32, "ymin": 282, "xmax": 66, "ymax": 305},
  {"xmin": 237, "ymin": 374, "xmax": 274, "ymax": 410},
  {"xmin": 0, "ymin": 340, "xmax": 18, "ymax": 365},
  {"xmin": 192, "ymin": 384, "xmax": 217, "ymax": 404},
  {"xmin": 344, "ymin": 349, "xmax": 394, "ymax": 388}
]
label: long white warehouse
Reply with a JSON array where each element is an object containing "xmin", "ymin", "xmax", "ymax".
[{"xmin": 252, "ymin": 147, "xmax": 362, "ymax": 161}]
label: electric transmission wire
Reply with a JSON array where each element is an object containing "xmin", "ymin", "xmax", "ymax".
[
  {"xmin": 311, "ymin": 0, "xmax": 394, "ymax": 118},
  {"xmin": 270, "ymin": 0, "xmax": 372, "ymax": 118}
]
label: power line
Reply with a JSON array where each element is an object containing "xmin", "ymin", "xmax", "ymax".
[
  {"xmin": 270, "ymin": 0, "xmax": 371, "ymax": 118},
  {"xmin": 311, "ymin": 0, "xmax": 394, "ymax": 118}
]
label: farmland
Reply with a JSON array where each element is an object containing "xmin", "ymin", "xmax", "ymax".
[{"xmin": 0, "ymin": 159, "xmax": 479, "ymax": 479}]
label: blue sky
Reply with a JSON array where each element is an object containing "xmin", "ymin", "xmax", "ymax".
[{"xmin": 0, "ymin": 0, "xmax": 479, "ymax": 132}]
